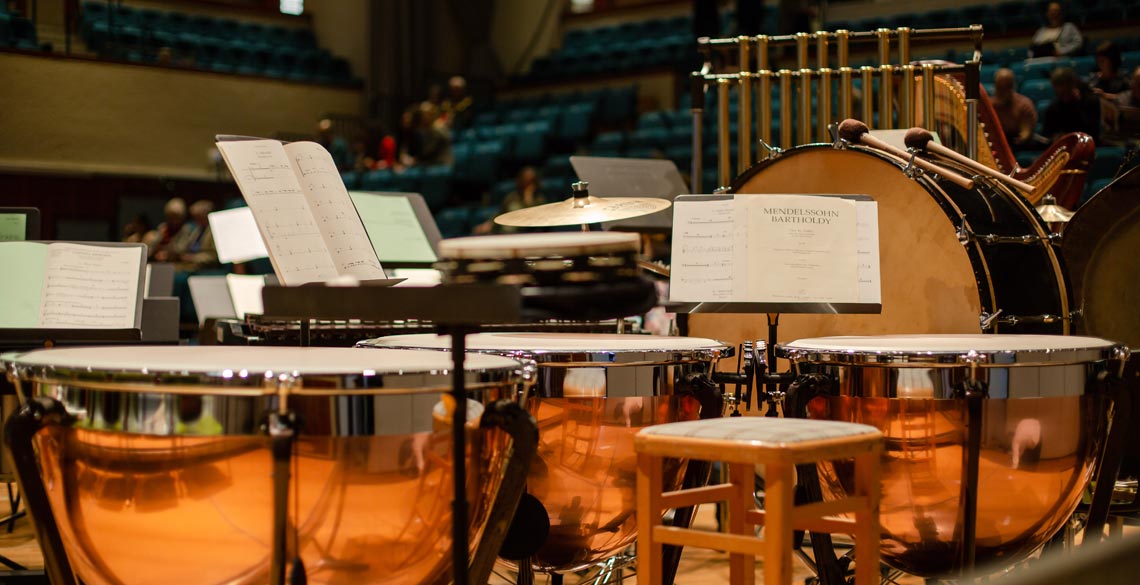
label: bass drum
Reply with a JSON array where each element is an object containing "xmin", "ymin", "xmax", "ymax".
[{"xmin": 688, "ymin": 144, "xmax": 1071, "ymax": 352}]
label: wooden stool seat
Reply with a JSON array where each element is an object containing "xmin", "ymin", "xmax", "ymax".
[{"xmin": 635, "ymin": 417, "xmax": 884, "ymax": 585}]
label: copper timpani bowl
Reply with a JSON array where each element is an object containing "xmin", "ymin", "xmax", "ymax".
[
  {"xmin": 358, "ymin": 332, "xmax": 732, "ymax": 573},
  {"xmin": 3, "ymin": 346, "xmax": 529, "ymax": 585},
  {"xmin": 775, "ymin": 334, "xmax": 1128, "ymax": 578}
]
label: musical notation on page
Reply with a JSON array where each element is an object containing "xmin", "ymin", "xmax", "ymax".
[
  {"xmin": 283, "ymin": 142, "xmax": 387, "ymax": 280},
  {"xmin": 669, "ymin": 198, "xmax": 736, "ymax": 302},
  {"xmin": 669, "ymin": 194, "xmax": 880, "ymax": 304},
  {"xmin": 217, "ymin": 139, "xmax": 339, "ymax": 285},
  {"xmin": 38, "ymin": 244, "xmax": 141, "ymax": 328}
]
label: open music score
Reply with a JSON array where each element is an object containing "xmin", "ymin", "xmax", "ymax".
[
  {"xmin": 669, "ymin": 194, "xmax": 880, "ymax": 305},
  {"xmin": 216, "ymin": 138, "xmax": 386, "ymax": 286},
  {"xmin": 0, "ymin": 242, "xmax": 145, "ymax": 329}
]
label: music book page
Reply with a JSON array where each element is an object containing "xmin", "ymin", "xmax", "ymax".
[
  {"xmin": 216, "ymin": 139, "xmax": 388, "ymax": 285},
  {"xmin": 284, "ymin": 142, "xmax": 386, "ymax": 280},
  {"xmin": 669, "ymin": 194, "xmax": 879, "ymax": 304},
  {"xmin": 208, "ymin": 206, "xmax": 269, "ymax": 264},
  {"xmin": 217, "ymin": 139, "xmax": 338, "ymax": 285},
  {"xmin": 225, "ymin": 274, "xmax": 266, "ymax": 318},
  {"xmin": 669, "ymin": 197, "xmax": 735, "ymax": 302},
  {"xmin": 0, "ymin": 242, "xmax": 143, "ymax": 328},
  {"xmin": 349, "ymin": 192, "xmax": 438, "ymax": 263}
]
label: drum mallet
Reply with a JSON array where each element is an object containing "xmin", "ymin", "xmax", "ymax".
[
  {"xmin": 904, "ymin": 128, "xmax": 1036, "ymax": 194},
  {"xmin": 837, "ymin": 119, "xmax": 975, "ymax": 190}
]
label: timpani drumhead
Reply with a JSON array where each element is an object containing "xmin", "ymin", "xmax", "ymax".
[
  {"xmin": 438, "ymin": 232, "xmax": 639, "ymax": 259},
  {"xmin": 778, "ymin": 334, "xmax": 1121, "ymax": 365},
  {"xmin": 6, "ymin": 345, "xmax": 522, "ymax": 378}
]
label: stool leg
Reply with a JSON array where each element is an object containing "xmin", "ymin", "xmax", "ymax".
[
  {"xmin": 637, "ymin": 453, "xmax": 664, "ymax": 585},
  {"xmin": 729, "ymin": 462, "xmax": 756, "ymax": 585},
  {"xmin": 853, "ymin": 449, "xmax": 882, "ymax": 585},
  {"xmin": 764, "ymin": 463, "xmax": 796, "ymax": 585}
]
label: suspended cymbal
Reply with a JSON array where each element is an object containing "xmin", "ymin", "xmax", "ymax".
[
  {"xmin": 494, "ymin": 195, "xmax": 672, "ymax": 227},
  {"xmin": 1035, "ymin": 195, "xmax": 1074, "ymax": 223}
]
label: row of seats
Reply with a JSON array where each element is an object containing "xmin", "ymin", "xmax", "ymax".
[
  {"xmin": 79, "ymin": 2, "xmax": 356, "ymax": 85},
  {"xmin": 826, "ymin": 0, "xmax": 1133, "ymax": 35},
  {"xmin": 0, "ymin": 5, "xmax": 39, "ymax": 50},
  {"xmin": 81, "ymin": 2, "xmax": 316, "ymax": 50},
  {"xmin": 341, "ymin": 165, "xmax": 453, "ymax": 212}
]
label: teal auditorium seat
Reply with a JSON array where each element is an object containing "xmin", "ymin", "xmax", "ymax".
[
  {"xmin": 1020, "ymin": 79, "xmax": 1053, "ymax": 103},
  {"xmin": 513, "ymin": 121, "xmax": 552, "ymax": 163},
  {"xmin": 392, "ymin": 166, "xmax": 424, "ymax": 194},
  {"xmin": 362, "ymin": 169, "xmax": 395, "ymax": 191},
  {"xmin": 340, "ymin": 171, "xmax": 361, "ymax": 190},
  {"xmin": 556, "ymin": 102, "xmax": 596, "ymax": 142},
  {"xmin": 489, "ymin": 179, "xmax": 515, "ymax": 205},
  {"xmin": 1091, "ymin": 147, "xmax": 1126, "ymax": 182},
  {"xmin": 435, "ymin": 207, "xmax": 471, "ymax": 238},
  {"xmin": 419, "ymin": 165, "xmax": 453, "ymax": 212}
]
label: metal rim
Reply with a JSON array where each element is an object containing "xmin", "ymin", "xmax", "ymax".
[{"xmin": 774, "ymin": 343, "xmax": 1127, "ymax": 367}]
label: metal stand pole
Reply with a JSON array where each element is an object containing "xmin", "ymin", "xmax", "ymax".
[
  {"xmin": 448, "ymin": 326, "xmax": 472, "ymax": 585},
  {"xmin": 268, "ymin": 411, "xmax": 297, "ymax": 585},
  {"xmin": 959, "ymin": 383, "xmax": 985, "ymax": 578}
]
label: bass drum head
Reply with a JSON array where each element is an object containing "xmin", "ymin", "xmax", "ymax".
[
  {"xmin": 1064, "ymin": 165, "xmax": 1140, "ymax": 350},
  {"xmin": 689, "ymin": 147, "xmax": 983, "ymax": 351}
]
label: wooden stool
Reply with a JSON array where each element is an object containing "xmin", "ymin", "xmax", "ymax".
[{"xmin": 635, "ymin": 417, "xmax": 884, "ymax": 585}]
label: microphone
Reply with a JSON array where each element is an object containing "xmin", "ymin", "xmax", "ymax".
[
  {"xmin": 904, "ymin": 128, "xmax": 1037, "ymax": 194},
  {"xmin": 837, "ymin": 120, "xmax": 975, "ymax": 190}
]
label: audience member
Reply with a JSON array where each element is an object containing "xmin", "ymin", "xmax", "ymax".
[
  {"xmin": 442, "ymin": 76, "xmax": 474, "ymax": 130},
  {"xmin": 317, "ymin": 118, "xmax": 353, "ymax": 171},
  {"xmin": 992, "ymin": 68, "xmax": 1039, "ymax": 149},
  {"xmin": 1115, "ymin": 68, "xmax": 1140, "ymax": 109},
  {"xmin": 121, "ymin": 214, "xmax": 151, "ymax": 244},
  {"xmin": 1102, "ymin": 67, "xmax": 1140, "ymax": 145},
  {"xmin": 1043, "ymin": 67, "xmax": 1100, "ymax": 142},
  {"xmin": 169, "ymin": 200, "xmax": 218, "ymax": 271},
  {"xmin": 401, "ymin": 103, "xmax": 452, "ymax": 166},
  {"xmin": 473, "ymin": 167, "xmax": 545, "ymax": 235},
  {"xmin": 144, "ymin": 197, "xmax": 187, "ymax": 261},
  {"xmin": 1090, "ymin": 41, "xmax": 1128, "ymax": 98},
  {"xmin": 1030, "ymin": 2, "xmax": 1083, "ymax": 58}
]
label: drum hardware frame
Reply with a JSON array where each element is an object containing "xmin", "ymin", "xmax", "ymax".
[
  {"xmin": 3, "ymin": 396, "xmax": 77, "ymax": 585},
  {"xmin": 956, "ymin": 224, "xmax": 1062, "ymax": 246},
  {"xmin": 978, "ymin": 310, "xmax": 1075, "ymax": 330}
]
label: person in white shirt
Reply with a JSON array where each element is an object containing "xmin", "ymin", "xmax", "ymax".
[{"xmin": 1030, "ymin": 2, "xmax": 1083, "ymax": 58}]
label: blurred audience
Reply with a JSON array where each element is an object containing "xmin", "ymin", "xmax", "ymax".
[
  {"xmin": 401, "ymin": 102, "xmax": 452, "ymax": 166},
  {"xmin": 473, "ymin": 167, "xmax": 545, "ymax": 234},
  {"xmin": 317, "ymin": 118, "xmax": 353, "ymax": 171},
  {"xmin": 1090, "ymin": 41, "xmax": 1128, "ymax": 99},
  {"xmin": 144, "ymin": 197, "xmax": 187, "ymax": 261},
  {"xmin": 121, "ymin": 214, "xmax": 151, "ymax": 244},
  {"xmin": 168, "ymin": 200, "xmax": 218, "ymax": 271},
  {"xmin": 442, "ymin": 76, "xmax": 474, "ymax": 130},
  {"xmin": 992, "ymin": 68, "xmax": 1039, "ymax": 150},
  {"xmin": 1030, "ymin": 2, "xmax": 1083, "ymax": 58},
  {"xmin": 1102, "ymin": 67, "xmax": 1140, "ymax": 146},
  {"xmin": 1043, "ymin": 67, "xmax": 1100, "ymax": 142}
]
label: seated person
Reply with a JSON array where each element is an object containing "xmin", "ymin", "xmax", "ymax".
[
  {"xmin": 991, "ymin": 68, "xmax": 1039, "ymax": 149},
  {"xmin": 1102, "ymin": 67, "xmax": 1140, "ymax": 145},
  {"xmin": 1042, "ymin": 67, "xmax": 1100, "ymax": 143},
  {"xmin": 144, "ymin": 197, "xmax": 187, "ymax": 261},
  {"xmin": 1089, "ymin": 41, "xmax": 1129, "ymax": 98},
  {"xmin": 473, "ymin": 167, "xmax": 545, "ymax": 235},
  {"xmin": 1030, "ymin": 2, "xmax": 1083, "ymax": 58},
  {"xmin": 168, "ymin": 200, "xmax": 219, "ymax": 272}
]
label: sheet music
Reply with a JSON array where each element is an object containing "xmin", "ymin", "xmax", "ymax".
[
  {"xmin": 0, "ymin": 214, "xmax": 26, "ymax": 242},
  {"xmin": 38, "ymin": 243, "xmax": 142, "ymax": 328},
  {"xmin": 668, "ymin": 198, "xmax": 735, "ymax": 302},
  {"xmin": 225, "ymin": 274, "xmax": 266, "ymax": 318},
  {"xmin": 349, "ymin": 192, "xmax": 437, "ymax": 263},
  {"xmin": 285, "ymin": 142, "xmax": 386, "ymax": 280},
  {"xmin": 0, "ymin": 242, "xmax": 47, "ymax": 327},
  {"xmin": 669, "ymin": 194, "xmax": 879, "ymax": 304},
  {"xmin": 855, "ymin": 201, "xmax": 882, "ymax": 304},
  {"xmin": 208, "ymin": 207, "xmax": 269, "ymax": 264},
  {"xmin": 216, "ymin": 139, "xmax": 338, "ymax": 285},
  {"xmin": 738, "ymin": 195, "xmax": 858, "ymax": 302}
]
